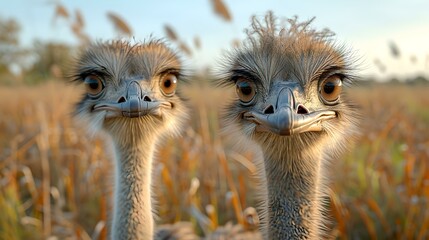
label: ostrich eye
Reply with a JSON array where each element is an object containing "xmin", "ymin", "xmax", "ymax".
[
  {"xmin": 236, "ymin": 78, "xmax": 256, "ymax": 104},
  {"xmin": 319, "ymin": 75, "xmax": 342, "ymax": 104},
  {"xmin": 84, "ymin": 75, "xmax": 104, "ymax": 97},
  {"xmin": 160, "ymin": 73, "xmax": 177, "ymax": 96}
]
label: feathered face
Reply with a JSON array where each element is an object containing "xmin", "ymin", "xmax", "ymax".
[
  {"xmin": 220, "ymin": 14, "xmax": 358, "ymax": 156},
  {"xmin": 73, "ymin": 41, "xmax": 188, "ymax": 143}
]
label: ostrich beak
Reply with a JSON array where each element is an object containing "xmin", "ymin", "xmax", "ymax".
[
  {"xmin": 243, "ymin": 87, "xmax": 336, "ymax": 136},
  {"xmin": 92, "ymin": 81, "xmax": 171, "ymax": 118}
]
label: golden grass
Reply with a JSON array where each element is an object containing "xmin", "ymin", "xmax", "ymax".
[
  {"xmin": 1, "ymin": 80, "xmax": 429, "ymax": 239},
  {"xmin": 331, "ymin": 84, "xmax": 429, "ymax": 239}
]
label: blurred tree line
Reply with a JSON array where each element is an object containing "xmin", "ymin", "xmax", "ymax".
[
  {"xmin": 0, "ymin": 16, "xmax": 73, "ymax": 85},
  {"xmin": 0, "ymin": 17, "xmax": 20, "ymax": 73},
  {"xmin": 0, "ymin": 17, "xmax": 25, "ymax": 84}
]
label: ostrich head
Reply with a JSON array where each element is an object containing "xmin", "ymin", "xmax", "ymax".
[
  {"xmin": 220, "ymin": 13, "xmax": 358, "ymax": 160},
  {"xmin": 73, "ymin": 40, "xmax": 188, "ymax": 145}
]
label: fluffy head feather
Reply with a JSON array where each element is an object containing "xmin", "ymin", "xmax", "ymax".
[
  {"xmin": 219, "ymin": 12, "xmax": 359, "ymax": 161},
  {"xmin": 73, "ymin": 40, "xmax": 189, "ymax": 146}
]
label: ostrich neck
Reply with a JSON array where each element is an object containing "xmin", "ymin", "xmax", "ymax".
[
  {"xmin": 264, "ymin": 148, "xmax": 322, "ymax": 240},
  {"xmin": 111, "ymin": 137, "xmax": 156, "ymax": 240}
]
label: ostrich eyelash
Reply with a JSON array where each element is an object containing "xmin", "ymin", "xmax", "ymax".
[
  {"xmin": 159, "ymin": 68, "xmax": 188, "ymax": 82},
  {"xmin": 71, "ymin": 69, "xmax": 111, "ymax": 83},
  {"xmin": 160, "ymin": 68, "xmax": 180, "ymax": 77},
  {"xmin": 230, "ymin": 69, "xmax": 261, "ymax": 84}
]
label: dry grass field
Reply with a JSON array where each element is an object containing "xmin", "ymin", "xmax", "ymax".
[{"xmin": 1, "ymin": 80, "xmax": 429, "ymax": 239}]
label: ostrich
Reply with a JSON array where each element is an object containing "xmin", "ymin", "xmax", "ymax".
[
  {"xmin": 73, "ymin": 40, "xmax": 191, "ymax": 239},
  {"xmin": 218, "ymin": 13, "xmax": 358, "ymax": 239}
]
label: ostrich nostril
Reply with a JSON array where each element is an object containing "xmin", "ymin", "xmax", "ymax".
[
  {"xmin": 117, "ymin": 96, "xmax": 126, "ymax": 103},
  {"xmin": 263, "ymin": 105, "xmax": 275, "ymax": 114},
  {"xmin": 143, "ymin": 96, "xmax": 152, "ymax": 102},
  {"xmin": 297, "ymin": 104, "xmax": 309, "ymax": 114}
]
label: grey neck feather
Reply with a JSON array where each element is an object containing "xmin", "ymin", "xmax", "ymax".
[
  {"xmin": 111, "ymin": 138, "xmax": 155, "ymax": 240},
  {"xmin": 263, "ymin": 147, "xmax": 322, "ymax": 240}
]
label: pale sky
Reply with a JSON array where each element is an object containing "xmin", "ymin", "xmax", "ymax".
[{"xmin": 1, "ymin": 0, "xmax": 429, "ymax": 80}]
